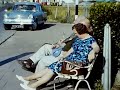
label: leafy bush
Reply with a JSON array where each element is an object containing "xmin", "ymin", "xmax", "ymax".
[
  {"xmin": 89, "ymin": 2, "xmax": 120, "ymax": 52},
  {"xmin": 89, "ymin": 2, "xmax": 120, "ymax": 88},
  {"xmin": 94, "ymin": 80, "xmax": 104, "ymax": 90},
  {"xmin": 42, "ymin": 5, "xmax": 52, "ymax": 15}
]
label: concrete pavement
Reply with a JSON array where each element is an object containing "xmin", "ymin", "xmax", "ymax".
[{"xmin": 0, "ymin": 30, "xmax": 16, "ymax": 45}]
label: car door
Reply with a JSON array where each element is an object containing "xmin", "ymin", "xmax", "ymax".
[{"xmin": 36, "ymin": 4, "xmax": 43, "ymax": 24}]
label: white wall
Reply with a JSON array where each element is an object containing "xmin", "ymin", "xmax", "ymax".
[{"xmin": 57, "ymin": 0, "xmax": 74, "ymax": 3}]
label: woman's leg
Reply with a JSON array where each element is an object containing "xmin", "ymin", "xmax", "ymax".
[
  {"xmin": 24, "ymin": 68, "xmax": 50, "ymax": 81},
  {"xmin": 28, "ymin": 68, "xmax": 54, "ymax": 88},
  {"xmin": 30, "ymin": 44, "xmax": 53, "ymax": 64}
]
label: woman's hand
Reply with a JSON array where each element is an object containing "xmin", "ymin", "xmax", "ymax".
[
  {"xmin": 57, "ymin": 39, "xmax": 65, "ymax": 46},
  {"xmin": 52, "ymin": 39, "xmax": 65, "ymax": 49},
  {"xmin": 62, "ymin": 48, "xmax": 73, "ymax": 58},
  {"xmin": 52, "ymin": 44, "xmax": 60, "ymax": 49}
]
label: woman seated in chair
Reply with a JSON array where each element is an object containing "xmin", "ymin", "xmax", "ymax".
[{"xmin": 16, "ymin": 23, "xmax": 100, "ymax": 90}]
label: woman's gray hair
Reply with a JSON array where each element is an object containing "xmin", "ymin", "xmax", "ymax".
[{"xmin": 73, "ymin": 16, "xmax": 93, "ymax": 33}]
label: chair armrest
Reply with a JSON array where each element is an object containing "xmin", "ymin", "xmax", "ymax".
[
  {"xmin": 54, "ymin": 60, "xmax": 79, "ymax": 76},
  {"xmin": 54, "ymin": 54, "xmax": 98, "ymax": 81},
  {"xmin": 54, "ymin": 53, "xmax": 98, "ymax": 77}
]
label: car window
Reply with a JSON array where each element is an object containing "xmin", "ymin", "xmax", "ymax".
[
  {"xmin": 36, "ymin": 4, "xmax": 42, "ymax": 12},
  {"xmin": 13, "ymin": 4, "xmax": 36, "ymax": 11}
]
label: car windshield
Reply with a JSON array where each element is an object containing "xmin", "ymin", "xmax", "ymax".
[{"xmin": 13, "ymin": 4, "xmax": 36, "ymax": 11}]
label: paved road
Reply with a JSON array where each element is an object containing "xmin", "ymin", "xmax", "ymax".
[
  {"xmin": 0, "ymin": 23, "xmax": 72, "ymax": 59},
  {"xmin": 0, "ymin": 10, "xmax": 5, "ymax": 31}
]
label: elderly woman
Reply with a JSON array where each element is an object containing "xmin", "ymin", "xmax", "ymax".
[{"xmin": 16, "ymin": 23, "xmax": 99, "ymax": 90}]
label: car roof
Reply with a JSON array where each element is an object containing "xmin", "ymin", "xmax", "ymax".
[{"xmin": 15, "ymin": 2, "xmax": 40, "ymax": 5}]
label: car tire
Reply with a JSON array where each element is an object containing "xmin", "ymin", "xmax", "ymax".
[
  {"xmin": 4, "ymin": 25, "xmax": 11, "ymax": 30},
  {"xmin": 41, "ymin": 22, "xmax": 44, "ymax": 25},
  {"xmin": 29, "ymin": 26, "xmax": 34, "ymax": 31},
  {"xmin": 29, "ymin": 22, "xmax": 37, "ymax": 31}
]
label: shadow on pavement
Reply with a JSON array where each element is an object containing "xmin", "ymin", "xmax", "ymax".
[
  {"xmin": 37, "ymin": 79, "xmax": 91, "ymax": 90},
  {"xmin": 37, "ymin": 79, "xmax": 72, "ymax": 90},
  {"xmin": 0, "ymin": 52, "xmax": 34, "ymax": 66},
  {"xmin": 37, "ymin": 23, "xmax": 56, "ymax": 30},
  {"xmin": 11, "ymin": 23, "xmax": 56, "ymax": 31},
  {"xmin": 37, "ymin": 79, "xmax": 89, "ymax": 90}
]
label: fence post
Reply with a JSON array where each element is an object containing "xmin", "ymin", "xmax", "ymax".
[
  {"xmin": 75, "ymin": 0, "xmax": 79, "ymax": 19},
  {"xmin": 55, "ymin": 2, "xmax": 58, "ymax": 19},
  {"xmin": 102, "ymin": 23, "xmax": 111, "ymax": 90}
]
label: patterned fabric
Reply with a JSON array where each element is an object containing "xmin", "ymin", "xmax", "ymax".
[
  {"xmin": 48, "ymin": 36, "xmax": 96, "ymax": 73},
  {"xmin": 48, "ymin": 61, "xmax": 62, "ymax": 73},
  {"xmin": 66, "ymin": 36, "xmax": 95, "ymax": 65}
]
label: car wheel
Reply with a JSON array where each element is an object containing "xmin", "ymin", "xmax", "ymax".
[
  {"xmin": 29, "ymin": 26, "xmax": 34, "ymax": 31},
  {"xmin": 41, "ymin": 22, "xmax": 44, "ymax": 25},
  {"xmin": 29, "ymin": 22, "xmax": 37, "ymax": 31},
  {"xmin": 4, "ymin": 25, "xmax": 11, "ymax": 30}
]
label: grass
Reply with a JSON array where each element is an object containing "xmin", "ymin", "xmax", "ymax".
[
  {"xmin": 43, "ymin": 6, "xmax": 84, "ymax": 23},
  {"xmin": 94, "ymin": 80, "xmax": 104, "ymax": 90}
]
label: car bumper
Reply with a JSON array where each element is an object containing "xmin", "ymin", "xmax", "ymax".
[{"xmin": 3, "ymin": 18, "xmax": 34, "ymax": 25}]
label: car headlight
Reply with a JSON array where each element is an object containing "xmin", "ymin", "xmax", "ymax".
[
  {"xmin": 4, "ymin": 14, "xmax": 8, "ymax": 18},
  {"xmin": 28, "ymin": 14, "xmax": 33, "ymax": 19},
  {"xmin": 17, "ymin": 15, "xmax": 21, "ymax": 19}
]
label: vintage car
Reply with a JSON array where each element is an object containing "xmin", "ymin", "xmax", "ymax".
[{"xmin": 3, "ymin": 2, "xmax": 47, "ymax": 30}]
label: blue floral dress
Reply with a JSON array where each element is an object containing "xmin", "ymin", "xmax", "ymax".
[{"xmin": 48, "ymin": 36, "xmax": 96, "ymax": 73}]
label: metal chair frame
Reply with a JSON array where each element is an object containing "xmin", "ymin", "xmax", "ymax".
[{"xmin": 53, "ymin": 55, "xmax": 97, "ymax": 90}]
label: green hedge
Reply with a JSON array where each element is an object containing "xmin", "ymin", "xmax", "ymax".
[
  {"xmin": 89, "ymin": 2, "xmax": 120, "ymax": 51},
  {"xmin": 89, "ymin": 2, "xmax": 120, "ymax": 87}
]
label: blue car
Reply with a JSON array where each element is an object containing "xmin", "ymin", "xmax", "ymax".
[{"xmin": 3, "ymin": 2, "xmax": 47, "ymax": 30}]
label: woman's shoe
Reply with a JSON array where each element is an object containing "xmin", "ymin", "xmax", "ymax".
[
  {"xmin": 16, "ymin": 75, "xmax": 29, "ymax": 84},
  {"xmin": 20, "ymin": 83, "xmax": 36, "ymax": 90}
]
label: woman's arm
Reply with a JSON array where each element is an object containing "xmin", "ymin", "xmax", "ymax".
[
  {"xmin": 92, "ymin": 42, "xmax": 100, "ymax": 54},
  {"xmin": 88, "ymin": 42, "xmax": 100, "ymax": 62},
  {"xmin": 60, "ymin": 48, "xmax": 74, "ymax": 59},
  {"xmin": 56, "ymin": 48, "xmax": 73, "ymax": 60},
  {"xmin": 63, "ymin": 48, "xmax": 74, "ymax": 58}
]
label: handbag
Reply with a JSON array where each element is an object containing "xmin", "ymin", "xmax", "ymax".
[{"xmin": 61, "ymin": 61, "xmax": 87, "ymax": 75}]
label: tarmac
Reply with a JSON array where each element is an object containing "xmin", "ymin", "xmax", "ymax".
[{"xmin": 0, "ymin": 30, "xmax": 16, "ymax": 45}]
